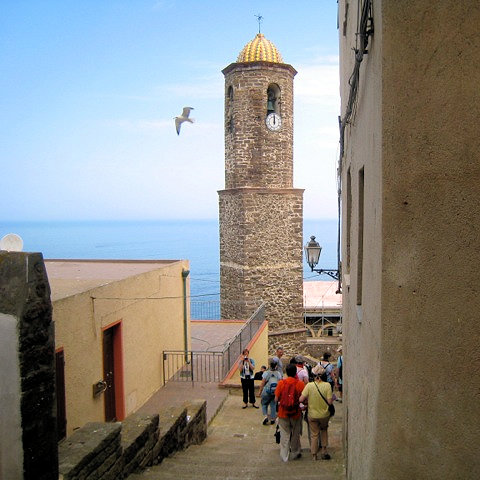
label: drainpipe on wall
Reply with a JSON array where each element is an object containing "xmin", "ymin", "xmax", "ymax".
[{"xmin": 181, "ymin": 269, "xmax": 190, "ymax": 362}]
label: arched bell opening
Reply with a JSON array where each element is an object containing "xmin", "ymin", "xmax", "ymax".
[{"xmin": 266, "ymin": 83, "xmax": 281, "ymax": 116}]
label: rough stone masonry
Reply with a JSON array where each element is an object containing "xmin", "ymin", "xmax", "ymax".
[
  {"xmin": 219, "ymin": 59, "xmax": 304, "ymax": 340},
  {"xmin": 0, "ymin": 251, "xmax": 58, "ymax": 480}
]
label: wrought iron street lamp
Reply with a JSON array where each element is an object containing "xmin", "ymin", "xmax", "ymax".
[{"xmin": 304, "ymin": 235, "xmax": 341, "ymax": 282}]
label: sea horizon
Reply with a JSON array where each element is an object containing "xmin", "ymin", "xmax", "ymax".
[{"xmin": 0, "ymin": 218, "xmax": 340, "ymax": 299}]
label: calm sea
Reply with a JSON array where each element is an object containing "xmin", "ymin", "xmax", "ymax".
[{"xmin": 0, "ymin": 219, "xmax": 339, "ymax": 298}]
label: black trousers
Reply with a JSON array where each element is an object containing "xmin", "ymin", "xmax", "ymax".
[{"xmin": 241, "ymin": 377, "xmax": 255, "ymax": 404}]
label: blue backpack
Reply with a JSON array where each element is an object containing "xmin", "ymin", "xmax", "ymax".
[{"xmin": 264, "ymin": 371, "xmax": 280, "ymax": 395}]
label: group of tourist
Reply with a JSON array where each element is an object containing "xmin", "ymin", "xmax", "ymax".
[{"xmin": 238, "ymin": 346, "xmax": 343, "ymax": 462}]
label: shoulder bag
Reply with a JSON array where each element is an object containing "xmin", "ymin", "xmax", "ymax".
[{"xmin": 314, "ymin": 382, "xmax": 335, "ymax": 417}]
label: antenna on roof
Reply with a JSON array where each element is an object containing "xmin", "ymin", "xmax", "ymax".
[{"xmin": 254, "ymin": 14, "xmax": 263, "ymax": 34}]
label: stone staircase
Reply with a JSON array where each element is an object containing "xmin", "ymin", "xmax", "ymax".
[{"xmin": 128, "ymin": 394, "xmax": 345, "ymax": 480}]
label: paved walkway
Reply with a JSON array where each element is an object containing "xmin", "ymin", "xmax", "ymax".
[
  {"xmin": 190, "ymin": 320, "xmax": 245, "ymax": 352},
  {"xmin": 130, "ymin": 391, "xmax": 345, "ymax": 480}
]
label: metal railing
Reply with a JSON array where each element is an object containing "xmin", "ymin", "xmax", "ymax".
[
  {"xmin": 163, "ymin": 302, "xmax": 266, "ymax": 384},
  {"xmin": 162, "ymin": 351, "xmax": 224, "ymax": 384},
  {"xmin": 190, "ymin": 300, "xmax": 221, "ymax": 320},
  {"xmin": 190, "ymin": 299, "xmax": 262, "ymax": 320},
  {"xmin": 221, "ymin": 302, "xmax": 265, "ymax": 375}
]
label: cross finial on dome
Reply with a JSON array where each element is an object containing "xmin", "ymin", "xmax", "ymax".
[{"xmin": 254, "ymin": 14, "xmax": 263, "ymax": 34}]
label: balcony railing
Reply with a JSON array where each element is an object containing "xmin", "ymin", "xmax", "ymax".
[
  {"xmin": 163, "ymin": 302, "xmax": 265, "ymax": 385},
  {"xmin": 190, "ymin": 299, "xmax": 262, "ymax": 320}
]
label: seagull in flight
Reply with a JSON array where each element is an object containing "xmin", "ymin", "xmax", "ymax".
[{"xmin": 175, "ymin": 107, "xmax": 195, "ymax": 135}]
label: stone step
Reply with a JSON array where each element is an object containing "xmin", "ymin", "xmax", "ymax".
[
  {"xmin": 130, "ymin": 466, "xmax": 341, "ymax": 480},
  {"xmin": 126, "ymin": 395, "xmax": 345, "ymax": 480},
  {"xmin": 138, "ymin": 455, "xmax": 342, "ymax": 477},
  {"xmin": 170, "ymin": 447, "xmax": 342, "ymax": 463},
  {"xmin": 127, "ymin": 445, "xmax": 343, "ymax": 479}
]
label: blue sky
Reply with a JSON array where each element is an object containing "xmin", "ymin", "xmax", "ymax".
[{"xmin": 1, "ymin": 1, "xmax": 340, "ymax": 221}]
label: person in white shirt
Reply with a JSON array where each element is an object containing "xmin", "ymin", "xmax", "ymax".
[
  {"xmin": 238, "ymin": 348, "xmax": 259, "ymax": 409},
  {"xmin": 294, "ymin": 355, "xmax": 309, "ymax": 385}
]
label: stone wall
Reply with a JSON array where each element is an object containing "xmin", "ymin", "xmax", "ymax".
[
  {"xmin": 0, "ymin": 252, "xmax": 58, "ymax": 480},
  {"xmin": 268, "ymin": 330, "xmax": 341, "ymax": 361},
  {"xmin": 219, "ymin": 188, "xmax": 304, "ymax": 330},
  {"xmin": 219, "ymin": 58, "xmax": 304, "ymax": 335},
  {"xmin": 223, "ymin": 62, "xmax": 296, "ymax": 189},
  {"xmin": 58, "ymin": 400, "xmax": 207, "ymax": 480},
  {"xmin": 268, "ymin": 330, "xmax": 309, "ymax": 360}
]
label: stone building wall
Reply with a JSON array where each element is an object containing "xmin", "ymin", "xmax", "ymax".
[
  {"xmin": 223, "ymin": 62, "xmax": 296, "ymax": 189},
  {"xmin": 219, "ymin": 59, "xmax": 304, "ymax": 335},
  {"xmin": 219, "ymin": 188, "xmax": 303, "ymax": 330},
  {"xmin": 269, "ymin": 331, "xmax": 342, "ymax": 363},
  {"xmin": 0, "ymin": 252, "xmax": 58, "ymax": 480}
]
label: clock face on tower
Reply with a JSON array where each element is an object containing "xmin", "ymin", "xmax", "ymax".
[{"xmin": 265, "ymin": 112, "xmax": 282, "ymax": 131}]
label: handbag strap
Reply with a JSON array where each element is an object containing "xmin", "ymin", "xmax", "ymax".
[{"xmin": 313, "ymin": 381, "xmax": 330, "ymax": 408}]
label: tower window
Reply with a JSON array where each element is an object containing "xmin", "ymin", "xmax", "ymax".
[{"xmin": 267, "ymin": 84, "xmax": 280, "ymax": 115}]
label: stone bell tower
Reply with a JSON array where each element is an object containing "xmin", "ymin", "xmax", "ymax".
[{"xmin": 218, "ymin": 33, "xmax": 304, "ymax": 335}]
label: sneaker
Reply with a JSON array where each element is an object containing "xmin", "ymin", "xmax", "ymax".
[
  {"xmin": 321, "ymin": 453, "xmax": 331, "ymax": 460},
  {"xmin": 270, "ymin": 419, "xmax": 275, "ymax": 425},
  {"xmin": 262, "ymin": 417, "xmax": 269, "ymax": 425},
  {"xmin": 294, "ymin": 453, "xmax": 302, "ymax": 459}
]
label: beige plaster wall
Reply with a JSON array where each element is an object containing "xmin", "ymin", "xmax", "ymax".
[
  {"xmin": 340, "ymin": 1, "xmax": 480, "ymax": 478},
  {"xmin": 339, "ymin": 0, "xmax": 383, "ymax": 477},
  {"xmin": 223, "ymin": 321, "xmax": 269, "ymax": 386},
  {"xmin": 53, "ymin": 261, "xmax": 189, "ymax": 435}
]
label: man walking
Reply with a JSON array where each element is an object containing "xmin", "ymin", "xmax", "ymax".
[
  {"xmin": 272, "ymin": 346, "xmax": 285, "ymax": 376},
  {"xmin": 275, "ymin": 363, "xmax": 305, "ymax": 462}
]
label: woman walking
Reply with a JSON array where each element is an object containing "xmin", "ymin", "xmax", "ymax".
[
  {"xmin": 299, "ymin": 365, "xmax": 333, "ymax": 460},
  {"xmin": 238, "ymin": 348, "xmax": 259, "ymax": 409},
  {"xmin": 258, "ymin": 359, "xmax": 282, "ymax": 424}
]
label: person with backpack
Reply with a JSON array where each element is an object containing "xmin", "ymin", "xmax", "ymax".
[
  {"xmin": 274, "ymin": 363, "xmax": 305, "ymax": 462},
  {"xmin": 336, "ymin": 346, "xmax": 343, "ymax": 402},
  {"xmin": 253, "ymin": 365, "xmax": 267, "ymax": 381},
  {"xmin": 318, "ymin": 351, "xmax": 337, "ymax": 392},
  {"xmin": 299, "ymin": 365, "xmax": 334, "ymax": 461},
  {"xmin": 258, "ymin": 359, "xmax": 282, "ymax": 425}
]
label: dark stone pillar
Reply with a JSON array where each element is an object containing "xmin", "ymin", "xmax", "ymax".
[{"xmin": 0, "ymin": 252, "xmax": 58, "ymax": 479}]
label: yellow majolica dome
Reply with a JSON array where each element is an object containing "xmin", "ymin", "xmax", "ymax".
[{"xmin": 237, "ymin": 33, "xmax": 283, "ymax": 63}]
